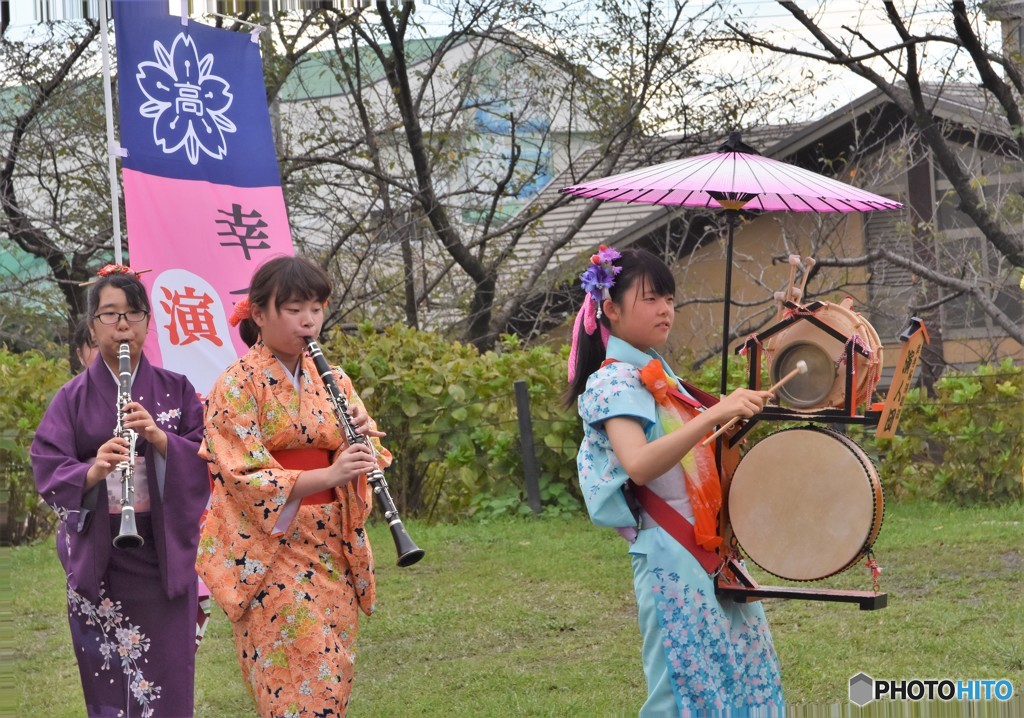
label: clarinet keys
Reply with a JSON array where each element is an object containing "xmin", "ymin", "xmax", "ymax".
[{"xmin": 112, "ymin": 342, "xmax": 144, "ymax": 550}]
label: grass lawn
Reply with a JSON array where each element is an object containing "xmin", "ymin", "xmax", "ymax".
[{"xmin": 7, "ymin": 502, "xmax": 1023, "ymax": 716}]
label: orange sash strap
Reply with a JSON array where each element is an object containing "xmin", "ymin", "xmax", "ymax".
[
  {"xmin": 662, "ymin": 389, "xmax": 723, "ymax": 551},
  {"xmin": 271, "ymin": 448, "xmax": 335, "ymax": 505},
  {"xmin": 602, "ymin": 358, "xmax": 724, "ymax": 552}
]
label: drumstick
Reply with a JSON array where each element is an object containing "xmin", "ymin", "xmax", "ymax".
[
  {"xmin": 701, "ymin": 360, "xmax": 809, "ymax": 446},
  {"xmin": 796, "ymin": 256, "xmax": 816, "ymax": 303},
  {"xmin": 773, "ymin": 291, "xmax": 787, "ymax": 321},
  {"xmin": 785, "ymin": 255, "xmax": 801, "ymax": 303}
]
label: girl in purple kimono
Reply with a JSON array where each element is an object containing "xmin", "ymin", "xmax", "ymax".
[{"xmin": 31, "ymin": 267, "xmax": 209, "ymax": 718}]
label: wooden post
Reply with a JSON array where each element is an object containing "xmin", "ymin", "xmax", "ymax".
[{"xmin": 514, "ymin": 380, "xmax": 542, "ymax": 514}]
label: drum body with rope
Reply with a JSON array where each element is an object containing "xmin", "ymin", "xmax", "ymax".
[
  {"xmin": 727, "ymin": 426, "xmax": 884, "ymax": 581},
  {"xmin": 763, "ymin": 298, "xmax": 883, "ymax": 411}
]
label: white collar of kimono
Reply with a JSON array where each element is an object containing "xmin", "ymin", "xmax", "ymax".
[
  {"xmin": 275, "ymin": 357, "xmax": 303, "ymax": 393},
  {"xmin": 604, "ymin": 335, "xmax": 698, "ymax": 404}
]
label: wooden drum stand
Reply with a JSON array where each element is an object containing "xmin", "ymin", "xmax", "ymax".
[{"xmin": 711, "ymin": 313, "xmax": 928, "ymax": 611}]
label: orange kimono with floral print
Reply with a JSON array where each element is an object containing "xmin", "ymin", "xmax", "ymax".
[{"xmin": 197, "ymin": 341, "xmax": 391, "ymax": 717}]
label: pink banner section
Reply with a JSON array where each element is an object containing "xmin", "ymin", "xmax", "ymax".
[{"xmin": 123, "ymin": 168, "xmax": 293, "ymax": 395}]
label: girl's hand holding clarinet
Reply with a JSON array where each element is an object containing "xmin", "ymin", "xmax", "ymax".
[
  {"xmin": 327, "ymin": 403, "xmax": 386, "ymax": 488},
  {"xmin": 348, "ymin": 403, "xmax": 386, "ymax": 439},
  {"xmin": 291, "ymin": 404, "xmax": 386, "ymax": 496},
  {"xmin": 326, "ymin": 444, "xmax": 376, "ymax": 489}
]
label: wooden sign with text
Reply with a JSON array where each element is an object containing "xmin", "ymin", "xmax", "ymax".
[{"xmin": 876, "ymin": 319, "xmax": 928, "ymax": 439}]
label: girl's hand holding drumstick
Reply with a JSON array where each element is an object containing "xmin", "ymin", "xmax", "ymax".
[{"xmin": 701, "ymin": 360, "xmax": 808, "ymax": 446}]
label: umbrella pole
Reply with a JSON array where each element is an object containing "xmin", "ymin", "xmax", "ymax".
[{"xmin": 719, "ymin": 211, "xmax": 739, "ymax": 398}]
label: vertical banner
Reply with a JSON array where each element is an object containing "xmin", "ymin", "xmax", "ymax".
[{"xmin": 114, "ymin": 0, "xmax": 293, "ymax": 395}]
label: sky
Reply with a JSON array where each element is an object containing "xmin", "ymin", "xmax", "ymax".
[
  {"xmin": 683, "ymin": 0, "xmax": 970, "ymax": 102},
  {"xmin": 404, "ymin": 0, "xmax": 993, "ymax": 116},
  {"xmin": 5, "ymin": 0, "xmax": 1001, "ymax": 118}
]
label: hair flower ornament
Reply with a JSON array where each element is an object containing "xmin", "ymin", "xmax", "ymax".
[
  {"xmin": 580, "ymin": 245, "xmax": 622, "ymax": 319},
  {"xmin": 567, "ymin": 245, "xmax": 620, "ymax": 382},
  {"xmin": 78, "ymin": 264, "xmax": 152, "ymax": 287},
  {"xmin": 228, "ymin": 296, "xmax": 251, "ymax": 327},
  {"xmin": 99, "ymin": 264, "xmax": 136, "ymax": 277}
]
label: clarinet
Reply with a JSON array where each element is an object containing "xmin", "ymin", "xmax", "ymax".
[
  {"xmin": 112, "ymin": 342, "xmax": 144, "ymax": 549},
  {"xmin": 306, "ymin": 339, "xmax": 424, "ymax": 567}
]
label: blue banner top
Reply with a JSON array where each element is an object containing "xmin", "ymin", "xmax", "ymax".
[{"xmin": 114, "ymin": 0, "xmax": 284, "ymax": 187}]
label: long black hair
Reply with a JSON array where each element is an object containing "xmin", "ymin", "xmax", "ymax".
[
  {"xmin": 237, "ymin": 255, "xmax": 332, "ymax": 347},
  {"xmin": 563, "ymin": 248, "xmax": 676, "ymax": 407}
]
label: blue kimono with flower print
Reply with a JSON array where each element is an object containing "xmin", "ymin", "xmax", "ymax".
[{"xmin": 577, "ymin": 336, "xmax": 785, "ymax": 717}]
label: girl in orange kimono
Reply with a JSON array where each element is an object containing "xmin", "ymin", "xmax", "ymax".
[{"xmin": 197, "ymin": 256, "xmax": 390, "ymax": 718}]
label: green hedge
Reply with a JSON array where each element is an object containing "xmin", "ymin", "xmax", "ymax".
[
  {"xmin": 2, "ymin": 336, "xmax": 1018, "ymax": 544},
  {"xmin": 850, "ymin": 358, "xmax": 1023, "ymax": 505},
  {"xmin": 0, "ymin": 348, "xmax": 71, "ymax": 545},
  {"xmin": 321, "ymin": 324, "xmax": 582, "ymax": 521}
]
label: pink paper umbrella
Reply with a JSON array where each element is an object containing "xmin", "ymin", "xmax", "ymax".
[{"xmin": 560, "ymin": 132, "xmax": 903, "ymax": 396}]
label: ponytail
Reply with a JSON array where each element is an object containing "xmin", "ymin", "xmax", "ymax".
[
  {"xmin": 563, "ymin": 311, "xmax": 610, "ymax": 407},
  {"xmin": 238, "ymin": 317, "xmax": 260, "ymax": 348}
]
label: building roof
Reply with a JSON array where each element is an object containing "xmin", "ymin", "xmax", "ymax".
[
  {"xmin": 277, "ymin": 30, "xmax": 566, "ymax": 103},
  {"xmin": 768, "ymin": 82, "xmax": 1016, "ymax": 159},
  {"xmin": 514, "ymin": 81, "xmax": 1017, "ymax": 284},
  {"xmin": 277, "ymin": 37, "xmax": 451, "ymax": 101},
  {"xmin": 981, "ymin": 0, "xmax": 1024, "ymax": 21}
]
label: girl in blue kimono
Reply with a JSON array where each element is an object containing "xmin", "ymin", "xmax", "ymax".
[{"xmin": 567, "ymin": 246, "xmax": 785, "ymax": 717}]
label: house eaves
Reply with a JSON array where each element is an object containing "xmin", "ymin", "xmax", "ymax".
[
  {"xmin": 763, "ymin": 82, "xmax": 1015, "ymax": 161},
  {"xmin": 763, "ymin": 88, "xmax": 892, "ymax": 160},
  {"xmin": 917, "ymin": 81, "xmax": 1015, "ymax": 138}
]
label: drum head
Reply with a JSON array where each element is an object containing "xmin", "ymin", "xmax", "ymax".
[
  {"xmin": 763, "ymin": 300, "xmax": 884, "ymax": 411},
  {"xmin": 728, "ymin": 427, "xmax": 882, "ymax": 581},
  {"xmin": 771, "ymin": 342, "xmax": 836, "ymax": 408}
]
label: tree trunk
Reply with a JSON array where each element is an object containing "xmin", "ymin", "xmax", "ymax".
[{"xmin": 906, "ymin": 143, "xmax": 945, "ymax": 394}]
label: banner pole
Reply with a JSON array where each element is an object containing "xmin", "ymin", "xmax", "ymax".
[{"xmin": 97, "ymin": 0, "xmax": 123, "ymax": 264}]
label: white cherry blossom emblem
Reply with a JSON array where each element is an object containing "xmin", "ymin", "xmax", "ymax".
[{"xmin": 135, "ymin": 33, "xmax": 236, "ymax": 165}]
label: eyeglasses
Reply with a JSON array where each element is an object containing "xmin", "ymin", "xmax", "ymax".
[{"xmin": 93, "ymin": 310, "xmax": 149, "ymax": 325}]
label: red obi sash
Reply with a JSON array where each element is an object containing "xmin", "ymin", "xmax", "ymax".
[{"xmin": 271, "ymin": 448, "xmax": 335, "ymax": 505}]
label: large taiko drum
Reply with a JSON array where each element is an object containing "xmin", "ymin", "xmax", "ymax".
[
  {"xmin": 727, "ymin": 426, "xmax": 884, "ymax": 581},
  {"xmin": 763, "ymin": 297, "xmax": 883, "ymax": 411}
]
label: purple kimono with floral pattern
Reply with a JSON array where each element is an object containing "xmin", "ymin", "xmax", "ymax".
[{"xmin": 31, "ymin": 355, "xmax": 209, "ymax": 718}]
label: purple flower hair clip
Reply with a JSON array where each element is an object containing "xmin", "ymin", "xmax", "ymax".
[
  {"xmin": 580, "ymin": 244, "xmax": 622, "ymax": 318},
  {"xmin": 567, "ymin": 245, "xmax": 619, "ymax": 382}
]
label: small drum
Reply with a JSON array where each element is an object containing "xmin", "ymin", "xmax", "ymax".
[
  {"xmin": 763, "ymin": 297, "xmax": 883, "ymax": 411},
  {"xmin": 728, "ymin": 426, "xmax": 884, "ymax": 581}
]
